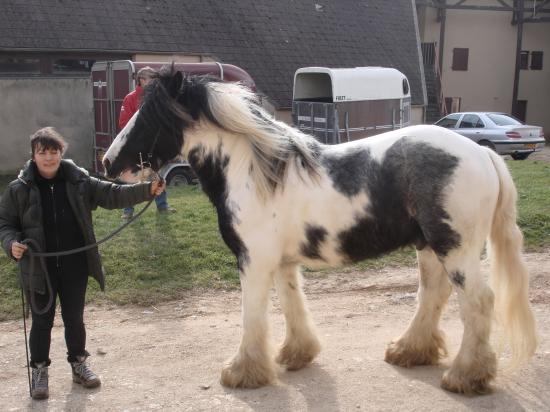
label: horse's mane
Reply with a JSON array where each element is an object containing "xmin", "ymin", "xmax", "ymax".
[
  {"xmin": 147, "ymin": 69, "xmax": 321, "ymax": 199},
  {"xmin": 200, "ymin": 80, "xmax": 321, "ymax": 197}
]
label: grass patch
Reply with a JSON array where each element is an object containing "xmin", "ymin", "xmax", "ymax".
[
  {"xmin": 507, "ymin": 160, "xmax": 550, "ymax": 251},
  {"xmin": 0, "ymin": 158, "xmax": 549, "ymax": 319}
]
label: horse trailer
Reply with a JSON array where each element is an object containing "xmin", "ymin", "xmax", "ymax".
[
  {"xmin": 292, "ymin": 67, "xmax": 411, "ymax": 144},
  {"xmin": 91, "ymin": 60, "xmax": 255, "ymax": 182}
]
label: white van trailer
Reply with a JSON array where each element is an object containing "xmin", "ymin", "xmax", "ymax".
[{"xmin": 292, "ymin": 67, "xmax": 411, "ymax": 144}]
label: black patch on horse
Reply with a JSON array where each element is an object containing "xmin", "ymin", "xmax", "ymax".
[
  {"xmin": 323, "ymin": 138, "xmax": 461, "ymax": 261},
  {"xmin": 300, "ymin": 224, "xmax": 328, "ymax": 260},
  {"xmin": 450, "ymin": 270, "xmax": 466, "ymax": 288},
  {"xmin": 187, "ymin": 144, "xmax": 250, "ymax": 271},
  {"xmin": 321, "ymin": 148, "xmax": 370, "ymax": 197}
]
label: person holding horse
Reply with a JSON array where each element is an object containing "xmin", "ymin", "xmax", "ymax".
[
  {"xmin": 0, "ymin": 127, "xmax": 165, "ymax": 400},
  {"xmin": 119, "ymin": 66, "xmax": 176, "ymax": 219}
]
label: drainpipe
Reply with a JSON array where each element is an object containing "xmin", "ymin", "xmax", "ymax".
[
  {"xmin": 438, "ymin": 0, "xmax": 446, "ymax": 74},
  {"xmin": 511, "ymin": 0, "xmax": 524, "ymax": 118}
]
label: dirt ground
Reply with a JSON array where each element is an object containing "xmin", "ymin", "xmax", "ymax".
[
  {"xmin": 1, "ymin": 146, "xmax": 548, "ymax": 411},
  {"xmin": 0, "ymin": 250, "xmax": 549, "ymax": 411}
]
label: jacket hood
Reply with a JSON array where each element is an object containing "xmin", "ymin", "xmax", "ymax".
[{"xmin": 18, "ymin": 159, "xmax": 90, "ymax": 185}]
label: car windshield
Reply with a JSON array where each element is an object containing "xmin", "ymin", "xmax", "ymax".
[
  {"xmin": 435, "ymin": 114, "xmax": 460, "ymax": 128},
  {"xmin": 486, "ymin": 113, "xmax": 522, "ymax": 126}
]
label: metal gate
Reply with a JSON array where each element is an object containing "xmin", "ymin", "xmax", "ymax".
[{"xmin": 91, "ymin": 61, "xmax": 133, "ymax": 173}]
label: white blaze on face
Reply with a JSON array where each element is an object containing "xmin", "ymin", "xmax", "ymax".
[{"xmin": 103, "ymin": 110, "xmax": 139, "ymax": 168}]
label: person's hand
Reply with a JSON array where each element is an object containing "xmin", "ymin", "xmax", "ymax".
[
  {"xmin": 11, "ymin": 241, "xmax": 28, "ymax": 261},
  {"xmin": 150, "ymin": 180, "xmax": 166, "ymax": 196}
]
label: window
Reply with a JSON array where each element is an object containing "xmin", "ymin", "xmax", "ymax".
[
  {"xmin": 53, "ymin": 59, "xmax": 95, "ymax": 73},
  {"xmin": 435, "ymin": 113, "xmax": 461, "ymax": 128},
  {"xmin": 486, "ymin": 113, "xmax": 522, "ymax": 126},
  {"xmin": 520, "ymin": 51, "xmax": 529, "ymax": 70},
  {"xmin": 0, "ymin": 57, "xmax": 41, "ymax": 74},
  {"xmin": 452, "ymin": 48, "xmax": 469, "ymax": 71},
  {"xmin": 0, "ymin": 53, "xmax": 129, "ymax": 76},
  {"xmin": 459, "ymin": 114, "xmax": 483, "ymax": 128},
  {"xmin": 444, "ymin": 97, "xmax": 461, "ymax": 114},
  {"xmin": 531, "ymin": 51, "xmax": 543, "ymax": 70}
]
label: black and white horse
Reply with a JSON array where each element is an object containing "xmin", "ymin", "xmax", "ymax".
[{"xmin": 103, "ymin": 69, "xmax": 537, "ymax": 394}]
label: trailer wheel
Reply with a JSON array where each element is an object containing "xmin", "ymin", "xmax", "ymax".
[{"xmin": 165, "ymin": 167, "xmax": 195, "ymax": 186}]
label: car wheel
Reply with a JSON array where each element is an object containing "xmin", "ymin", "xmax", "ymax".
[
  {"xmin": 478, "ymin": 140, "xmax": 496, "ymax": 151},
  {"xmin": 511, "ymin": 152, "xmax": 531, "ymax": 161},
  {"xmin": 165, "ymin": 168, "xmax": 194, "ymax": 186}
]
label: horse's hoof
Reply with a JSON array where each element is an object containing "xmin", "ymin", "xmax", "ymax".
[
  {"xmin": 440, "ymin": 350, "xmax": 496, "ymax": 395},
  {"xmin": 384, "ymin": 332, "xmax": 447, "ymax": 367},
  {"xmin": 441, "ymin": 368, "xmax": 494, "ymax": 395},
  {"xmin": 276, "ymin": 338, "xmax": 321, "ymax": 371},
  {"xmin": 220, "ymin": 355, "xmax": 276, "ymax": 389}
]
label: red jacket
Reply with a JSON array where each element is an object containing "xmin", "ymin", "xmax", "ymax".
[{"xmin": 118, "ymin": 86, "xmax": 144, "ymax": 130}]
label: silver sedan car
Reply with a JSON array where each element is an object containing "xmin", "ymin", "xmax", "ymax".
[{"xmin": 435, "ymin": 112, "xmax": 546, "ymax": 160}]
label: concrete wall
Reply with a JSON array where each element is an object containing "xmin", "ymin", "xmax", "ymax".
[
  {"xmin": 418, "ymin": 2, "xmax": 550, "ymax": 136},
  {"xmin": 0, "ymin": 77, "xmax": 94, "ymax": 174}
]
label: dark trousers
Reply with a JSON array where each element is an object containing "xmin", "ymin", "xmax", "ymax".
[{"xmin": 29, "ymin": 265, "xmax": 88, "ymax": 366}]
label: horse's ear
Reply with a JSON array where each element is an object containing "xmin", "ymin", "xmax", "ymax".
[{"xmin": 169, "ymin": 71, "xmax": 184, "ymax": 96}]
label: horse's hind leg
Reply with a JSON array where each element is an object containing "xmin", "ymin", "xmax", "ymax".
[
  {"xmin": 220, "ymin": 262, "xmax": 277, "ymax": 388},
  {"xmin": 274, "ymin": 264, "xmax": 321, "ymax": 370},
  {"xmin": 385, "ymin": 247, "xmax": 452, "ymax": 367},
  {"xmin": 440, "ymin": 247, "xmax": 497, "ymax": 395}
]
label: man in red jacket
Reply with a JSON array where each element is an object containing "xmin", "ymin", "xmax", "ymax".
[{"xmin": 118, "ymin": 67, "xmax": 176, "ymax": 219}]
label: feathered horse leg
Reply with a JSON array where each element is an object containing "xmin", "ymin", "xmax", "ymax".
[
  {"xmin": 220, "ymin": 259, "xmax": 277, "ymax": 388},
  {"xmin": 274, "ymin": 263, "xmax": 321, "ymax": 370}
]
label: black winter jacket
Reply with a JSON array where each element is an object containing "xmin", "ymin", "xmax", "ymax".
[{"xmin": 0, "ymin": 159, "xmax": 154, "ymax": 293}]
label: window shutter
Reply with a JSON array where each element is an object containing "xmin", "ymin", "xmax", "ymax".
[
  {"xmin": 452, "ymin": 48, "xmax": 469, "ymax": 71},
  {"xmin": 531, "ymin": 51, "xmax": 543, "ymax": 70},
  {"xmin": 520, "ymin": 51, "xmax": 529, "ymax": 70}
]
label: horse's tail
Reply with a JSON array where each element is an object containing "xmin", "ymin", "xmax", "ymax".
[{"xmin": 486, "ymin": 149, "xmax": 537, "ymax": 367}]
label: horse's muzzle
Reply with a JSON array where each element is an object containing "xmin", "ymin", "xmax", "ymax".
[{"xmin": 102, "ymin": 157, "xmax": 112, "ymax": 176}]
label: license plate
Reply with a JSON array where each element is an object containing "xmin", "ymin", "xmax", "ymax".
[{"xmin": 524, "ymin": 143, "xmax": 537, "ymax": 149}]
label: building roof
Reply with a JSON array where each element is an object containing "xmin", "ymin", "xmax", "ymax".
[{"xmin": 0, "ymin": 0, "xmax": 426, "ymax": 108}]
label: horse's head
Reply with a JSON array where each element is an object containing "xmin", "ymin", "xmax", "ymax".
[{"xmin": 102, "ymin": 68, "xmax": 201, "ymax": 182}]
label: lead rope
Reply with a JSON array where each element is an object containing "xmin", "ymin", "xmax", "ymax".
[
  {"xmin": 21, "ymin": 128, "xmax": 163, "ymax": 316},
  {"xmin": 19, "ymin": 196, "xmax": 156, "ymax": 398},
  {"xmin": 19, "ymin": 195, "xmax": 157, "ymax": 314},
  {"xmin": 21, "ymin": 288, "xmax": 31, "ymax": 397},
  {"xmin": 19, "ymin": 161, "xmax": 162, "ymax": 397},
  {"xmin": 18, "ymin": 196, "xmax": 156, "ymax": 397}
]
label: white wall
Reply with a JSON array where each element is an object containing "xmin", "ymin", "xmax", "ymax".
[{"xmin": 0, "ymin": 77, "xmax": 94, "ymax": 174}]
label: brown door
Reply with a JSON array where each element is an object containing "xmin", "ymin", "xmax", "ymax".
[{"xmin": 514, "ymin": 100, "xmax": 527, "ymax": 123}]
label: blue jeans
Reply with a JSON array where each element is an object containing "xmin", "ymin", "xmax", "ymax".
[{"xmin": 123, "ymin": 190, "xmax": 168, "ymax": 214}]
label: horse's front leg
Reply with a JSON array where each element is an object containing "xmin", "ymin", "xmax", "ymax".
[
  {"xmin": 274, "ymin": 263, "xmax": 321, "ymax": 370},
  {"xmin": 220, "ymin": 259, "xmax": 277, "ymax": 388}
]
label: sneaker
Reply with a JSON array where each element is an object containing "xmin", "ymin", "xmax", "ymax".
[
  {"xmin": 31, "ymin": 363, "xmax": 49, "ymax": 400},
  {"xmin": 158, "ymin": 207, "xmax": 176, "ymax": 214},
  {"xmin": 121, "ymin": 211, "xmax": 133, "ymax": 220},
  {"xmin": 71, "ymin": 356, "xmax": 101, "ymax": 388}
]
